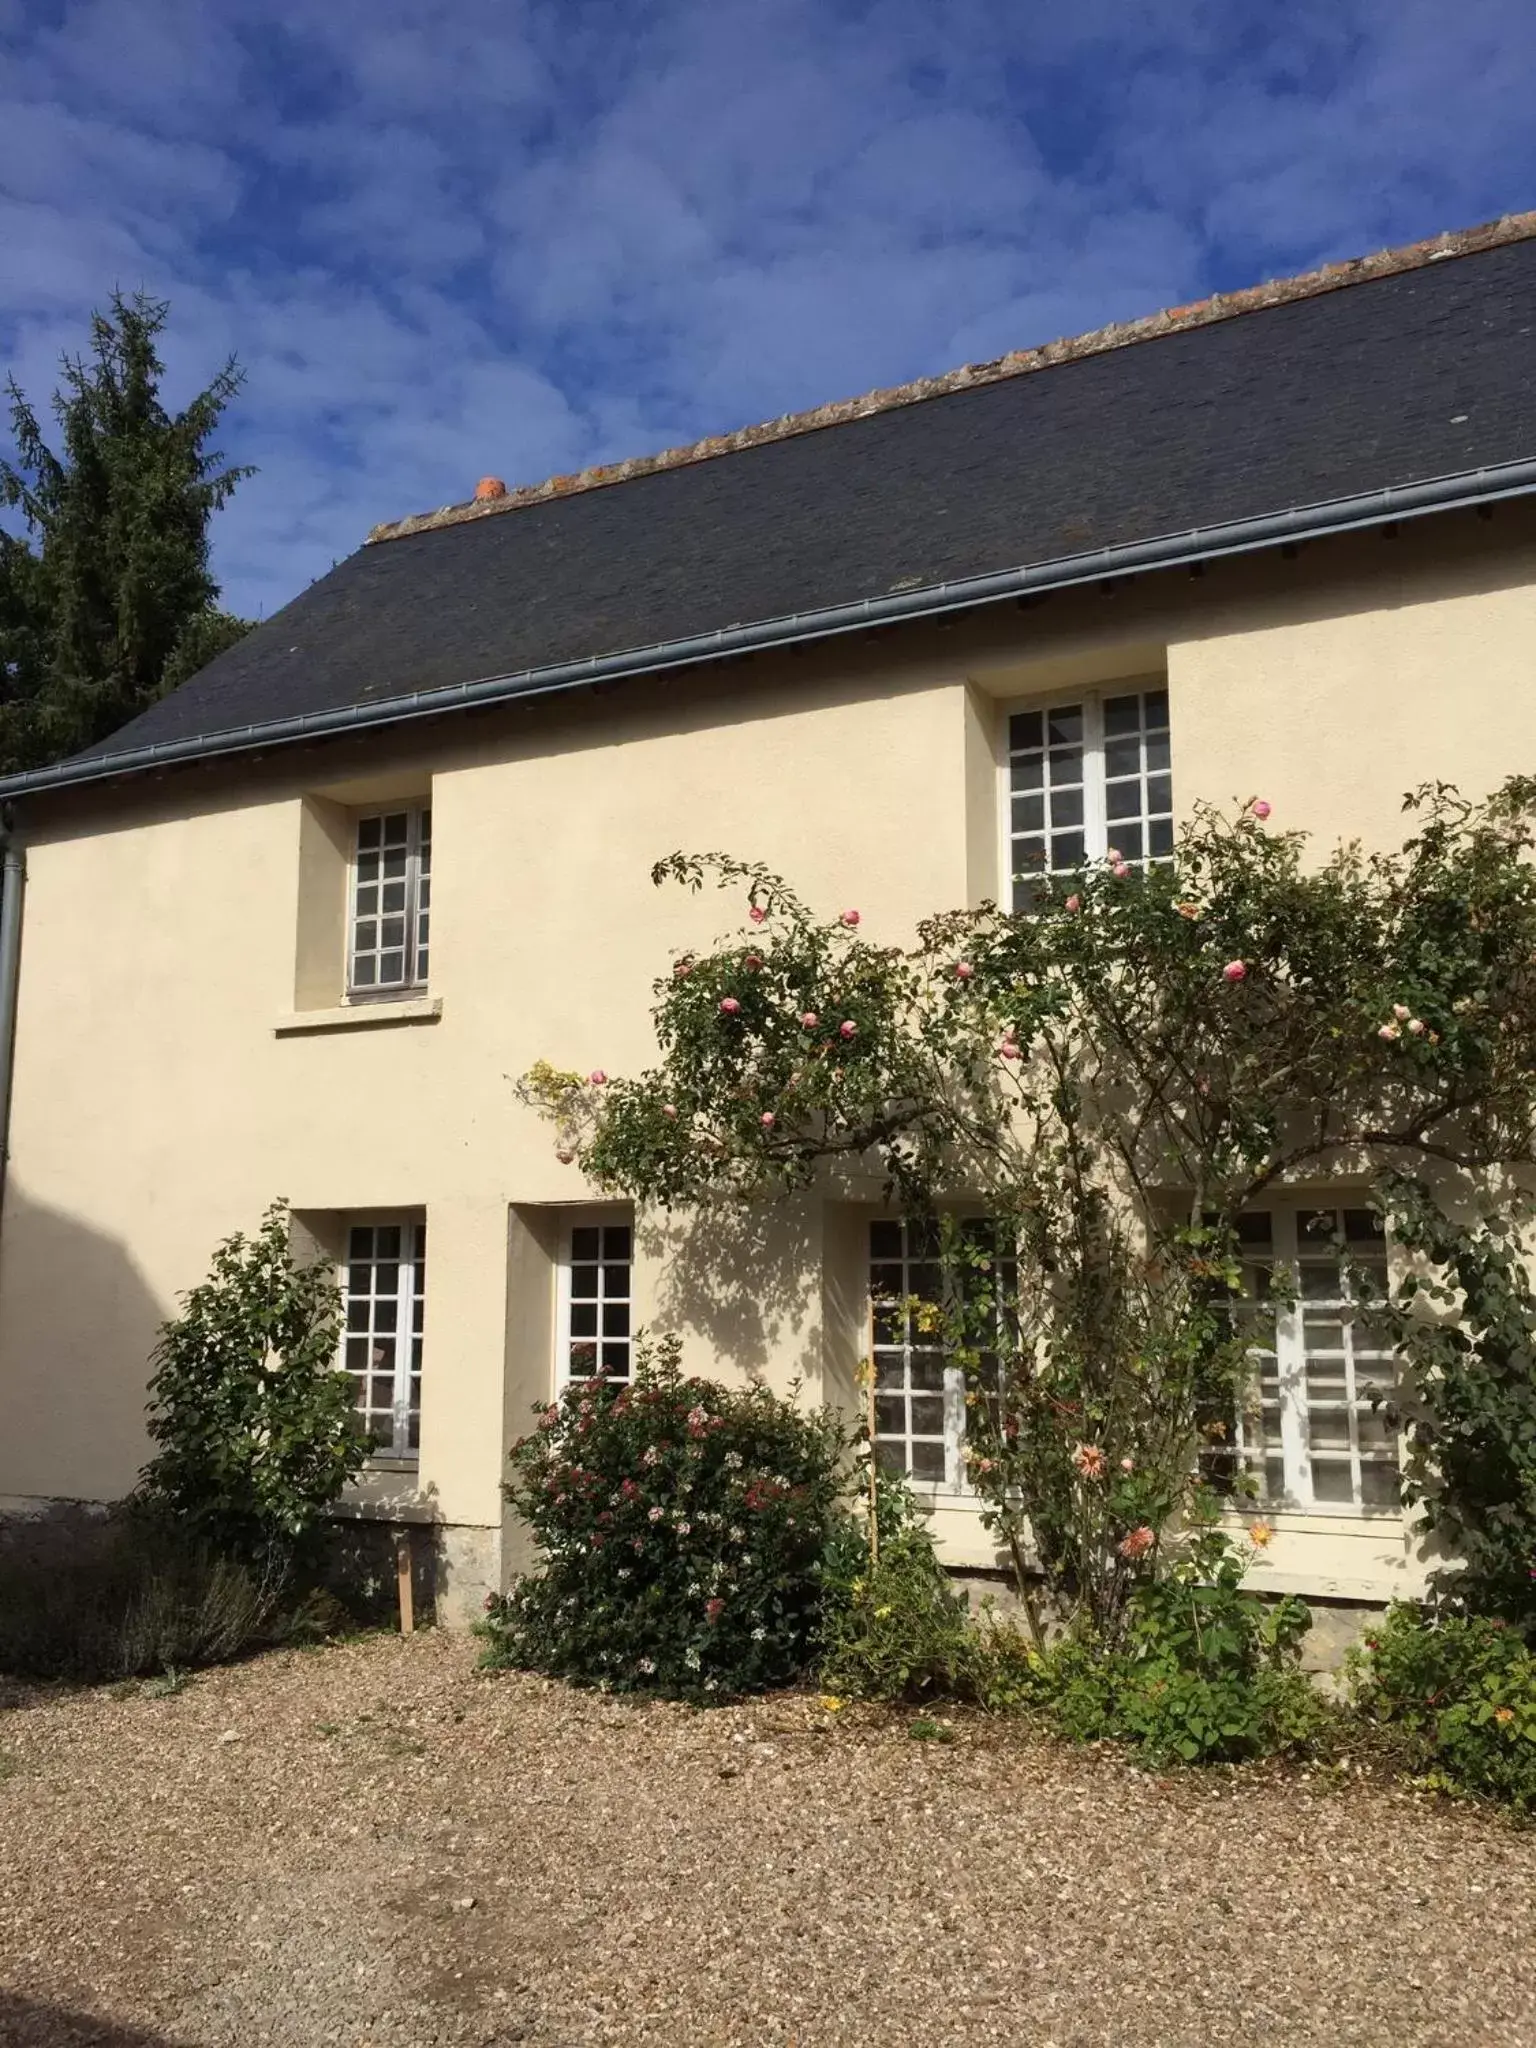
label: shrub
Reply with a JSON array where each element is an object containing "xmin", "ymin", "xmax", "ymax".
[
  {"xmin": 0, "ymin": 1512, "xmax": 326, "ymax": 1684},
  {"xmin": 481, "ymin": 1336, "xmax": 853, "ymax": 1700},
  {"xmin": 1348, "ymin": 1604, "xmax": 1536, "ymax": 1811},
  {"xmin": 819, "ymin": 1489, "xmax": 985, "ymax": 1704},
  {"xmin": 139, "ymin": 1201, "xmax": 367, "ymax": 1567},
  {"xmin": 1022, "ymin": 1518, "xmax": 1321, "ymax": 1764}
]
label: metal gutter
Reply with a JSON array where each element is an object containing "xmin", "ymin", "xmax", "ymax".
[{"xmin": 3, "ymin": 454, "xmax": 1535, "ymax": 803}]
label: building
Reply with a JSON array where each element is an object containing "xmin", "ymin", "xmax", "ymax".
[{"xmin": 2, "ymin": 214, "xmax": 1535, "ymax": 1621}]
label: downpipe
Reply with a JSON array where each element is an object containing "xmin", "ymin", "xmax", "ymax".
[{"xmin": 0, "ymin": 810, "xmax": 27, "ymax": 1210}]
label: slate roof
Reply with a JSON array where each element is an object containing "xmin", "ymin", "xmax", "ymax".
[{"xmin": 32, "ymin": 212, "xmax": 1536, "ymax": 793}]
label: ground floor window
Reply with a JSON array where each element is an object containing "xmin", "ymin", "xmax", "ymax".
[
  {"xmin": 867, "ymin": 1218, "xmax": 1011, "ymax": 1490},
  {"xmin": 557, "ymin": 1212, "xmax": 635, "ymax": 1384},
  {"xmin": 342, "ymin": 1217, "xmax": 426, "ymax": 1459},
  {"xmin": 1224, "ymin": 1203, "xmax": 1399, "ymax": 1511}
]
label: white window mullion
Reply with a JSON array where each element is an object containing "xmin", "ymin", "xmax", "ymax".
[
  {"xmin": 1081, "ymin": 692, "xmax": 1108, "ymax": 861},
  {"xmin": 1270, "ymin": 1206, "xmax": 1312, "ymax": 1507}
]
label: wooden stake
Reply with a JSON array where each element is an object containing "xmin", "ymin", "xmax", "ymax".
[{"xmin": 394, "ymin": 1526, "xmax": 415, "ymax": 1636}]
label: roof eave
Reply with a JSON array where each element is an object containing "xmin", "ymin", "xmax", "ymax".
[{"xmin": 6, "ymin": 454, "xmax": 1535, "ymax": 805}]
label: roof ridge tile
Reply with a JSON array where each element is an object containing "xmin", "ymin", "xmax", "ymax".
[{"xmin": 368, "ymin": 211, "xmax": 1536, "ymax": 546}]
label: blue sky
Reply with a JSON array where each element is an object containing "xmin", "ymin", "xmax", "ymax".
[{"xmin": 1, "ymin": 0, "xmax": 1533, "ymax": 621}]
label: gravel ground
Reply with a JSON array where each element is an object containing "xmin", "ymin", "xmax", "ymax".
[{"xmin": 1, "ymin": 1631, "xmax": 1534, "ymax": 2048}]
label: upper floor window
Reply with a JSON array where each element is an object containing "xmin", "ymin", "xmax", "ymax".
[
  {"xmin": 1005, "ymin": 687, "xmax": 1171, "ymax": 911},
  {"xmin": 1216, "ymin": 1203, "xmax": 1398, "ymax": 1512},
  {"xmin": 557, "ymin": 1213, "xmax": 635, "ymax": 1385},
  {"xmin": 349, "ymin": 808, "xmax": 431, "ymax": 996},
  {"xmin": 342, "ymin": 1217, "xmax": 426, "ymax": 1461}
]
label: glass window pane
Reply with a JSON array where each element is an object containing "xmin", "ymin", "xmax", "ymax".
[
  {"xmin": 1148, "ymin": 818, "xmax": 1175, "ymax": 857},
  {"xmin": 569, "ymin": 1302, "xmax": 598, "ymax": 1338},
  {"xmin": 570, "ymin": 1263, "xmax": 600, "ymax": 1300},
  {"xmin": 1047, "ymin": 707, "xmax": 1082, "ymax": 746},
  {"xmin": 873, "ymin": 1352, "xmax": 906, "ymax": 1389},
  {"xmin": 1009, "ymin": 711, "xmax": 1042, "ymax": 750},
  {"xmin": 1110, "ymin": 823, "xmax": 1142, "ymax": 861},
  {"xmin": 1049, "ymin": 786, "xmax": 1084, "ymax": 828},
  {"xmin": 870, "ymin": 1221, "xmax": 903, "ymax": 1259},
  {"xmin": 875, "ymin": 1394, "xmax": 907, "ymax": 1435},
  {"xmin": 910, "ymin": 1355, "xmax": 946, "ymax": 1392},
  {"xmin": 1146, "ymin": 774, "xmax": 1173, "ymax": 815},
  {"xmin": 911, "ymin": 1441, "xmax": 946, "ymax": 1481},
  {"xmin": 1104, "ymin": 737, "xmax": 1141, "ymax": 778},
  {"xmin": 602, "ymin": 1301, "xmax": 630, "ymax": 1336},
  {"xmin": 602, "ymin": 1263, "xmax": 630, "ymax": 1297},
  {"xmin": 1103, "ymin": 695, "xmax": 1141, "ymax": 736},
  {"xmin": 571, "ymin": 1226, "xmax": 600, "ymax": 1261},
  {"xmin": 1012, "ymin": 794, "xmax": 1045, "ymax": 833},
  {"xmin": 1048, "ymin": 747, "xmax": 1083, "ymax": 786},
  {"xmin": 1010, "ymin": 754, "xmax": 1043, "ymax": 792},
  {"xmin": 1143, "ymin": 689, "xmax": 1169, "ymax": 727},
  {"xmin": 1050, "ymin": 831, "xmax": 1086, "ymax": 870},
  {"xmin": 1145, "ymin": 732, "xmax": 1171, "ymax": 774},
  {"xmin": 603, "ymin": 1226, "xmax": 633, "ymax": 1261},
  {"xmin": 1106, "ymin": 781, "xmax": 1142, "ymax": 820},
  {"xmin": 909, "ymin": 1395, "xmax": 945, "ymax": 1435}
]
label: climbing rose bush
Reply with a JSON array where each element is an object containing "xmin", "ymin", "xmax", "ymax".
[
  {"xmin": 480, "ymin": 1336, "xmax": 853, "ymax": 1700},
  {"xmin": 520, "ymin": 782, "xmax": 1536, "ymax": 1647}
]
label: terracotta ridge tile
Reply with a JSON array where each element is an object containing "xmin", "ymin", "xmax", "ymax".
[{"xmin": 367, "ymin": 210, "xmax": 1536, "ymax": 546}]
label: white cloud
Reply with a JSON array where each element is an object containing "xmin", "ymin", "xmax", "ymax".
[{"xmin": 1, "ymin": 0, "xmax": 1532, "ymax": 620}]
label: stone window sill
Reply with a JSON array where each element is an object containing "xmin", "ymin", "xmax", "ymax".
[{"xmin": 274, "ymin": 996, "xmax": 442, "ymax": 1036}]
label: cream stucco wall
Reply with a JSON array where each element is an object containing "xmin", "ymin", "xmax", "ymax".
[{"xmin": 4, "ymin": 506, "xmax": 1536, "ymax": 1612}]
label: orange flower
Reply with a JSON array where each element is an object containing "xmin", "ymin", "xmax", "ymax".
[
  {"xmin": 1495, "ymin": 1706, "xmax": 1516, "ymax": 1726},
  {"xmin": 1118, "ymin": 1525, "xmax": 1155, "ymax": 1561},
  {"xmin": 1249, "ymin": 1519, "xmax": 1274, "ymax": 1548},
  {"xmin": 1071, "ymin": 1442, "xmax": 1107, "ymax": 1480}
]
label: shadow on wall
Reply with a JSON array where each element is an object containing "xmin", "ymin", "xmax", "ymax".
[
  {"xmin": 0, "ymin": 1990, "xmax": 190, "ymax": 2045},
  {"xmin": 0, "ymin": 1183, "xmax": 170, "ymax": 1504},
  {"xmin": 642, "ymin": 1197, "xmax": 820, "ymax": 1381}
]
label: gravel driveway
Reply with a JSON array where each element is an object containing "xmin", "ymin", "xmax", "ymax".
[{"xmin": 1, "ymin": 1630, "xmax": 1533, "ymax": 2048}]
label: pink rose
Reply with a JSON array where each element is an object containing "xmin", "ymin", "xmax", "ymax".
[
  {"xmin": 800, "ymin": 1011, "xmax": 819, "ymax": 1029},
  {"xmin": 674, "ymin": 958, "xmax": 693, "ymax": 978},
  {"xmin": 1407, "ymin": 1018, "xmax": 1426, "ymax": 1036},
  {"xmin": 1106, "ymin": 848, "xmax": 1121, "ymax": 864},
  {"xmin": 760, "ymin": 1111, "xmax": 775, "ymax": 1128},
  {"xmin": 744, "ymin": 953, "xmax": 763, "ymax": 971},
  {"xmin": 749, "ymin": 904, "xmax": 767, "ymax": 924},
  {"xmin": 1118, "ymin": 1525, "xmax": 1155, "ymax": 1561},
  {"xmin": 1392, "ymin": 1004, "xmax": 1410, "ymax": 1021},
  {"xmin": 1222, "ymin": 961, "xmax": 1247, "ymax": 983},
  {"xmin": 955, "ymin": 962, "xmax": 974, "ymax": 980},
  {"xmin": 1379, "ymin": 1022, "xmax": 1401, "ymax": 1041},
  {"xmin": 839, "ymin": 1020, "xmax": 858, "ymax": 1039},
  {"xmin": 1065, "ymin": 894, "xmax": 1081, "ymax": 913},
  {"xmin": 1250, "ymin": 799, "xmax": 1271, "ymax": 820},
  {"xmin": 719, "ymin": 997, "xmax": 741, "ymax": 1015},
  {"xmin": 588, "ymin": 1069, "xmax": 607, "ymax": 1086},
  {"xmin": 1112, "ymin": 862, "xmax": 1131, "ymax": 879},
  {"xmin": 1120, "ymin": 1456, "xmax": 1135, "ymax": 1473},
  {"xmin": 840, "ymin": 909, "xmax": 861, "ymax": 927},
  {"xmin": 662, "ymin": 1104, "xmax": 678, "ymax": 1119},
  {"xmin": 1000, "ymin": 1040, "xmax": 1021, "ymax": 1061}
]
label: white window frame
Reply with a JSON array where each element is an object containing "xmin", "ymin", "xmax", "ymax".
[
  {"xmin": 555, "ymin": 1208, "xmax": 636, "ymax": 1389},
  {"xmin": 341, "ymin": 1214, "xmax": 426, "ymax": 1464},
  {"xmin": 997, "ymin": 682, "xmax": 1172, "ymax": 912},
  {"xmin": 347, "ymin": 806, "xmax": 431, "ymax": 999},
  {"xmin": 1229, "ymin": 1201, "xmax": 1399, "ymax": 1515},
  {"xmin": 867, "ymin": 1217, "xmax": 1011, "ymax": 1497}
]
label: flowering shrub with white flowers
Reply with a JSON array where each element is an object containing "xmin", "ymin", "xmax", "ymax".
[
  {"xmin": 521, "ymin": 782, "xmax": 1536, "ymax": 1652},
  {"xmin": 480, "ymin": 1334, "xmax": 853, "ymax": 1699}
]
